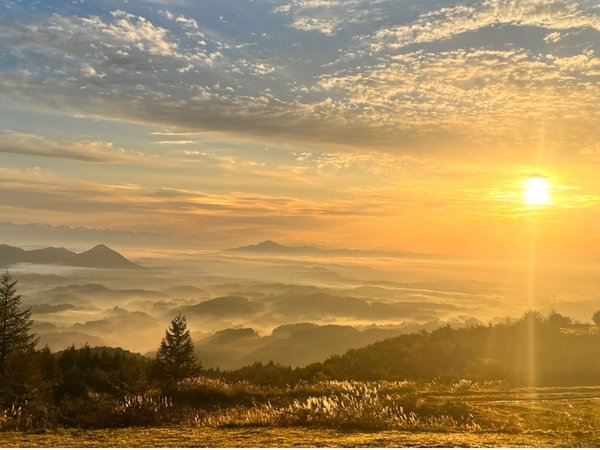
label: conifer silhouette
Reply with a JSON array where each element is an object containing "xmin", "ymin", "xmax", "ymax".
[
  {"xmin": 0, "ymin": 271, "xmax": 38, "ymax": 374},
  {"xmin": 152, "ymin": 314, "xmax": 200, "ymax": 387}
]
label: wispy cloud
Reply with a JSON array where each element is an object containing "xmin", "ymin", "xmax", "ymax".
[
  {"xmin": 0, "ymin": 131, "xmax": 151, "ymax": 164},
  {"xmin": 0, "ymin": 165, "xmax": 394, "ymax": 240},
  {"xmin": 153, "ymin": 140, "xmax": 196, "ymax": 145}
]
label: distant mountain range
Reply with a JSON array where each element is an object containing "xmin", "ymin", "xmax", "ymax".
[
  {"xmin": 231, "ymin": 240, "xmax": 322, "ymax": 254},
  {"xmin": 0, "ymin": 244, "xmax": 141, "ymax": 270},
  {"xmin": 230, "ymin": 240, "xmax": 445, "ymax": 259}
]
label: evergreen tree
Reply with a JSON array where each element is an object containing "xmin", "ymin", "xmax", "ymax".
[
  {"xmin": 592, "ymin": 310, "xmax": 600, "ymax": 328},
  {"xmin": 152, "ymin": 314, "xmax": 200, "ymax": 387},
  {"xmin": 0, "ymin": 271, "xmax": 38, "ymax": 374}
]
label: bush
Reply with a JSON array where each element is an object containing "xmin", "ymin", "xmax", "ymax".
[
  {"xmin": 173, "ymin": 377, "xmax": 275, "ymax": 407},
  {"xmin": 115, "ymin": 395, "xmax": 176, "ymax": 427},
  {"xmin": 57, "ymin": 395, "xmax": 117, "ymax": 429},
  {"xmin": 0, "ymin": 400, "xmax": 54, "ymax": 432},
  {"xmin": 57, "ymin": 393, "xmax": 178, "ymax": 428}
]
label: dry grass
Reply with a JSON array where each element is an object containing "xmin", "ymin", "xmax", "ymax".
[
  {"xmin": 192, "ymin": 382, "xmax": 478, "ymax": 431},
  {"xmin": 2, "ymin": 427, "xmax": 600, "ymax": 448},
  {"xmin": 4, "ymin": 379, "xmax": 600, "ymax": 447}
]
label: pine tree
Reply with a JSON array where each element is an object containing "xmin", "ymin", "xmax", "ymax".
[
  {"xmin": 152, "ymin": 314, "xmax": 200, "ymax": 387},
  {"xmin": 0, "ymin": 271, "xmax": 38, "ymax": 374}
]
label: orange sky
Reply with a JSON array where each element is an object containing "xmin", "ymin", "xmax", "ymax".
[{"xmin": 0, "ymin": 0, "xmax": 598, "ymax": 258}]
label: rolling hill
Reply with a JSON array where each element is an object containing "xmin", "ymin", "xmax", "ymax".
[{"xmin": 175, "ymin": 296, "xmax": 264, "ymax": 318}]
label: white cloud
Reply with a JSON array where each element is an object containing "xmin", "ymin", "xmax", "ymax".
[
  {"xmin": 544, "ymin": 31, "xmax": 563, "ymax": 43},
  {"xmin": 315, "ymin": 47, "xmax": 600, "ymax": 148},
  {"xmin": 369, "ymin": 0, "xmax": 600, "ymax": 52},
  {"xmin": 81, "ymin": 64, "xmax": 97, "ymax": 77},
  {"xmin": 69, "ymin": 11, "xmax": 176, "ymax": 57},
  {"xmin": 252, "ymin": 63, "xmax": 276, "ymax": 76},
  {"xmin": 272, "ymin": 0, "xmax": 370, "ymax": 35},
  {"xmin": 0, "ymin": 1, "xmax": 597, "ymax": 154},
  {"xmin": 175, "ymin": 15, "xmax": 199, "ymax": 30}
]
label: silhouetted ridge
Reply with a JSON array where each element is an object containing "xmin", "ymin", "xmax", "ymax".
[
  {"xmin": 230, "ymin": 240, "xmax": 323, "ymax": 254},
  {"xmin": 0, "ymin": 243, "xmax": 141, "ymax": 269},
  {"xmin": 27, "ymin": 247, "xmax": 77, "ymax": 264},
  {"xmin": 229, "ymin": 240, "xmax": 447, "ymax": 259},
  {"xmin": 0, "ymin": 244, "xmax": 26, "ymax": 265}
]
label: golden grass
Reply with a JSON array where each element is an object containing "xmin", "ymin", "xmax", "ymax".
[
  {"xmin": 4, "ymin": 383, "xmax": 600, "ymax": 446},
  {"xmin": 2, "ymin": 427, "xmax": 600, "ymax": 448}
]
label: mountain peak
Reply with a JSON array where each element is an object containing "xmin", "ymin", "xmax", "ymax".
[
  {"xmin": 87, "ymin": 244, "xmax": 115, "ymax": 253},
  {"xmin": 256, "ymin": 240, "xmax": 285, "ymax": 248},
  {"xmin": 73, "ymin": 244, "xmax": 141, "ymax": 269},
  {"xmin": 230, "ymin": 240, "xmax": 294, "ymax": 253}
]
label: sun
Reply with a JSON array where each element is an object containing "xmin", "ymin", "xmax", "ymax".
[{"xmin": 522, "ymin": 177, "xmax": 552, "ymax": 206}]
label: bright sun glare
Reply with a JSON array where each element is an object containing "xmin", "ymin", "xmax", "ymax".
[{"xmin": 522, "ymin": 177, "xmax": 552, "ymax": 206}]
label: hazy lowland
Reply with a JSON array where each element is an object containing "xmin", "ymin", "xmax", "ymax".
[
  {"xmin": 3, "ymin": 240, "xmax": 600, "ymax": 446},
  {"xmin": 6, "ymin": 240, "xmax": 599, "ymax": 366}
]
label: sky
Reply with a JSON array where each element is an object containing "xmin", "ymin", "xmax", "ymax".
[{"xmin": 0, "ymin": 0, "xmax": 598, "ymax": 258}]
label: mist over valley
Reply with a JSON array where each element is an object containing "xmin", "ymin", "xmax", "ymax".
[{"xmin": 5, "ymin": 240, "xmax": 597, "ymax": 369}]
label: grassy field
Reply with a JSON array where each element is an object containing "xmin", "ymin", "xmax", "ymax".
[
  {"xmin": 4, "ymin": 383, "xmax": 600, "ymax": 447},
  {"xmin": 2, "ymin": 427, "xmax": 600, "ymax": 448}
]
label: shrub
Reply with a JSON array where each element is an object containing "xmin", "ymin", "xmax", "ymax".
[
  {"xmin": 0, "ymin": 403, "xmax": 33, "ymax": 432},
  {"xmin": 173, "ymin": 377, "xmax": 276, "ymax": 407},
  {"xmin": 451, "ymin": 379, "xmax": 474, "ymax": 394},
  {"xmin": 114, "ymin": 394, "xmax": 176, "ymax": 427},
  {"xmin": 0, "ymin": 400, "xmax": 54, "ymax": 432},
  {"xmin": 57, "ymin": 395, "xmax": 117, "ymax": 429}
]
